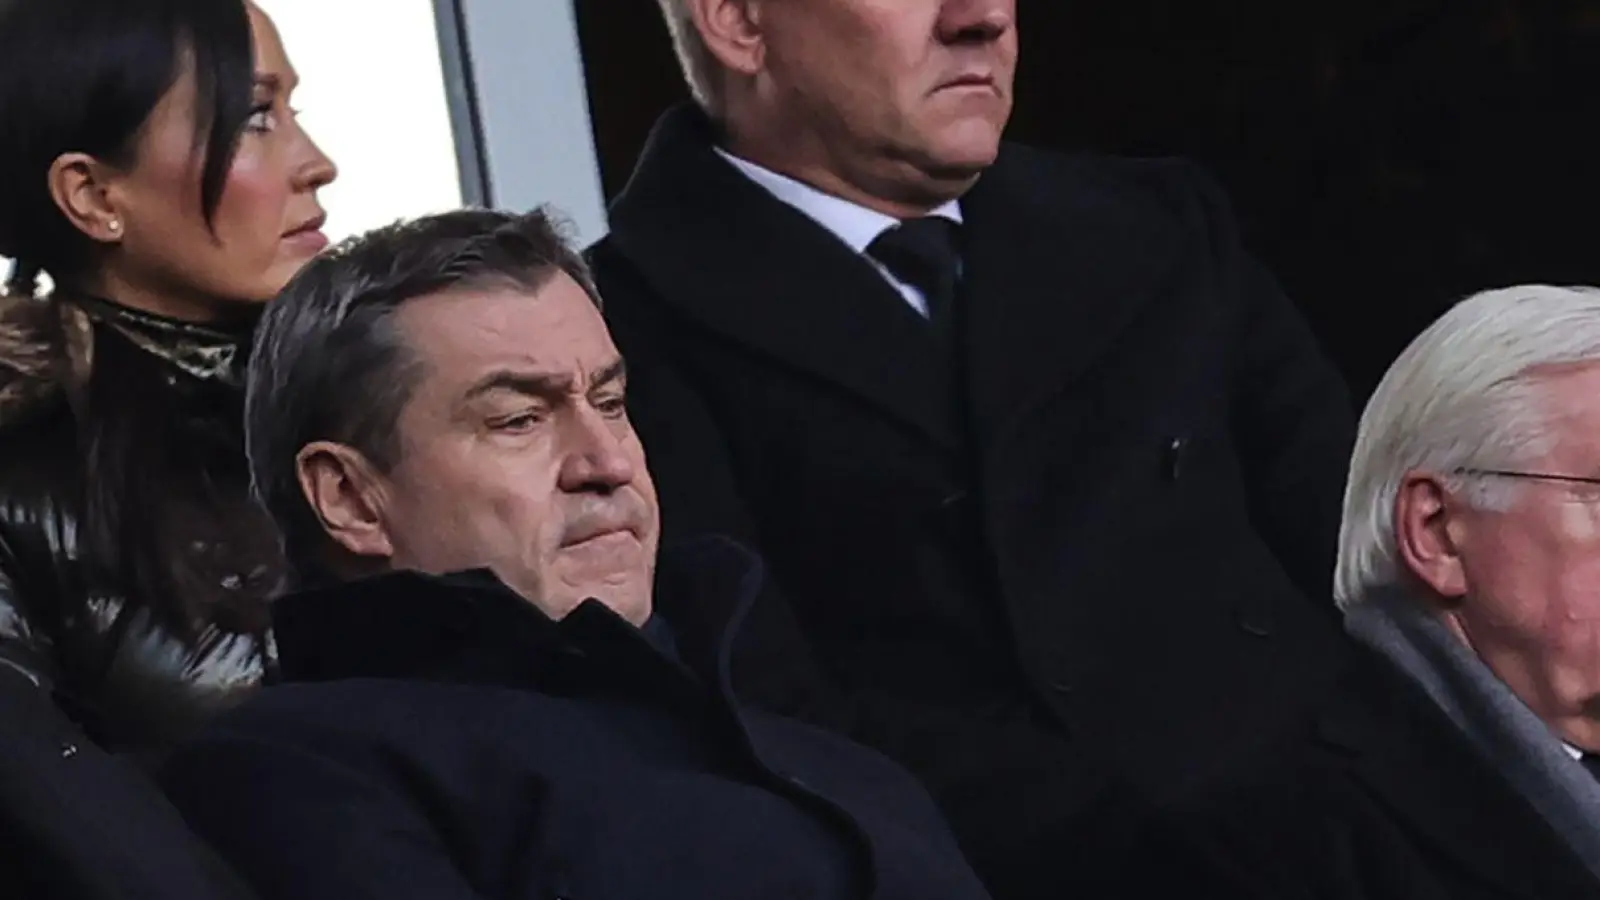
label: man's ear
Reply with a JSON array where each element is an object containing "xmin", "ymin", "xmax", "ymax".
[
  {"xmin": 1394, "ymin": 471, "xmax": 1469, "ymax": 602},
  {"xmin": 46, "ymin": 152, "xmax": 126, "ymax": 246},
  {"xmin": 295, "ymin": 441, "xmax": 395, "ymax": 560},
  {"xmin": 684, "ymin": 0, "xmax": 765, "ymax": 79}
]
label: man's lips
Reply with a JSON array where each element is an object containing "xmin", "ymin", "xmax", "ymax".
[
  {"xmin": 561, "ymin": 523, "xmax": 638, "ymax": 549},
  {"xmin": 937, "ymin": 73, "xmax": 998, "ymax": 92}
]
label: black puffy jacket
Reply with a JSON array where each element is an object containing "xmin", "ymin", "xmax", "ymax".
[{"xmin": 0, "ymin": 291, "xmax": 276, "ymax": 898}]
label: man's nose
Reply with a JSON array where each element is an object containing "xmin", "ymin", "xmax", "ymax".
[
  {"xmin": 557, "ymin": 407, "xmax": 636, "ymax": 493},
  {"xmin": 938, "ymin": 0, "xmax": 1015, "ymax": 44}
]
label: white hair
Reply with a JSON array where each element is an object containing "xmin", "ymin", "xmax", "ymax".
[
  {"xmin": 655, "ymin": 0, "xmax": 720, "ymax": 112},
  {"xmin": 1336, "ymin": 284, "xmax": 1600, "ymax": 610}
]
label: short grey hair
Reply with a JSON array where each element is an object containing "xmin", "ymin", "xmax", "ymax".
[
  {"xmin": 1335, "ymin": 284, "xmax": 1600, "ymax": 609},
  {"xmin": 655, "ymin": 0, "xmax": 720, "ymax": 112},
  {"xmin": 245, "ymin": 207, "xmax": 599, "ymax": 586}
]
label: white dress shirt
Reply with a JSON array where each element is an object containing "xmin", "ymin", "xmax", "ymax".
[{"xmin": 715, "ymin": 148, "xmax": 963, "ymax": 318}]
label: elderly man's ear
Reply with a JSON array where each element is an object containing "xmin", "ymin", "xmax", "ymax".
[
  {"xmin": 295, "ymin": 441, "xmax": 394, "ymax": 560},
  {"xmin": 1394, "ymin": 472, "xmax": 1469, "ymax": 603}
]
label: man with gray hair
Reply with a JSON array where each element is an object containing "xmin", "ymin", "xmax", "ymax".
[
  {"xmin": 591, "ymin": 0, "xmax": 1354, "ymax": 896},
  {"xmin": 1185, "ymin": 285, "xmax": 1600, "ymax": 898}
]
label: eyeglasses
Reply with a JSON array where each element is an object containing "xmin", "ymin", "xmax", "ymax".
[{"xmin": 1454, "ymin": 467, "xmax": 1600, "ymax": 487}]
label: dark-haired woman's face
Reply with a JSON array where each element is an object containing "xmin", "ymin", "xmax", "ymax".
[{"xmin": 100, "ymin": 5, "xmax": 336, "ymax": 318}]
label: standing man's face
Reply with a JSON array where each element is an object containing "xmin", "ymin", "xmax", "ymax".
[
  {"xmin": 364, "ymin": 275, "xmax": 659, "ymax": 625},
  {"xmin": 713, "ymin": 0, "xmax": 1018, "ymax": 207}
]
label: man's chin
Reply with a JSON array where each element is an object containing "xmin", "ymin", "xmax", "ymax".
[
  {"xmin": 568, "ymin": 576, "xmax": 653, "ymax": 626},
  {"xmin": 555, "ymin": 561, "xmax": 652, "ymax": 607},
  {"xmin": 909, "ymin": 128, "xmax": 1002, "ymax": 185},
  {"xmin": 938, "ymin": 131, "xmax": 1003, "ymax": 169}
]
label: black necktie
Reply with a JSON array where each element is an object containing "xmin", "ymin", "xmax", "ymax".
[{"xmin": 866, "ymin": 218, "xmax": 961, "ymax": 322}]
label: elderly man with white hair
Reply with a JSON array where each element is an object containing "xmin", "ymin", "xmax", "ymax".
[{"xmin": 1185, "ymin": 284, "xmax": 1600, "ymax": 899}]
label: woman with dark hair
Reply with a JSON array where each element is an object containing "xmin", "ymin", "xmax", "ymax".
[{"xmin": 0, "ymin": 0, "xmax": 334, "ymax": 893}]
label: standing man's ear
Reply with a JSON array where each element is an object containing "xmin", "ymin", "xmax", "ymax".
[{"xmin": 685, "ymin": 0, "xmax": 766, "ymax": 79}]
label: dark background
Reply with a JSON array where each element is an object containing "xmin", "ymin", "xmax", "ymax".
[{"xmin": 575, "ymin": 0, "xmax": 1600, "ymax": 400}]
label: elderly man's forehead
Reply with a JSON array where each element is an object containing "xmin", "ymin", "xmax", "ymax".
[
  {"xmin": 1520, "ymin": 357, "xmax": 1600, "ymax": 382},
  {"xmin": 1515, "ymin": 362, "xmax": 1600, "ymax": 440}
]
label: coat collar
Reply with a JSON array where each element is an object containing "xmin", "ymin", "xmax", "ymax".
[
  {"xmin": 71, "ymin": 293, "xmax": 255, "ymax": 389},
  {"xmin": 609, "ymin": 106, "xmax": 956, "ymax": 450},
  {"xmin": 605, "ymin": 104, "xmax": 1185, "ymax": 454},
  {"xmin": 270, "ymin": 536, "xmax": 765, "ymax": 702},
  {"xmin": 713, "ymin": 147, "xmax": 963, "ymax": 255},
  {"xmin": 0, "ymin": 291, "xmax": 256, "ymax": 432},
  {"xmin": 1316, "ymin": 646, "xmax": 1600, "ymax": 897}
]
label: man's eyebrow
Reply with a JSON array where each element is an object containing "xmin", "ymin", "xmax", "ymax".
[
  {"xmin": 459, "ymin": 359, "xmax": 626, "ymax": 403},
  {"xmin": 591, "ymin": 358, "xmax": 627, "ymax": 389},
  {"xmin": 461, "ymin": 369, "xmax": 575, "ymax": 402}
]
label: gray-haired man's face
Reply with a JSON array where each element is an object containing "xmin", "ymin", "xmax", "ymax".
[
  {"xmin": 1401, "ymin": 362, "xmax": 1600, "ymax": 749},
  {"xmin": 304, "ymin": 273, "xmax": 659, "ymax": 625}
]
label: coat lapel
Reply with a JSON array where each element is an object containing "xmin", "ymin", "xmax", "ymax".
[
  {"xmin": 608, "ymin": 107, "xmax": 1195, "ymax": 455},
  {"xmin": 607, "ymin": 106, "xmax": 959, "ymax": 452},
  {"xmin": 959, "ymin": 151, "xmax": 1187, "ymax": 451},
  {"xmin": 1319, "ymin": 652, "xmax": 1600, "ymax": 897}
]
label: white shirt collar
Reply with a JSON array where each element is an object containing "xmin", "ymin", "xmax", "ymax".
[{"xmin": 714, "ymin": 147, "xmax": 962, "ymax": 254}]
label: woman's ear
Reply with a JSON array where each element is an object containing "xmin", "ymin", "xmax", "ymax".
[
  {"xmin": 295, "ymin": 441, "xmax": 395, "ymax": 560},
  {"xmin": 46, "ymin": 152, "xmax": 125, "ymax": 245}
]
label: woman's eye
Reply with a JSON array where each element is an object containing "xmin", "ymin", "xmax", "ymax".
[{"xmin": 246, "ymin": 106, "xmax": 276, "ymax": 132}]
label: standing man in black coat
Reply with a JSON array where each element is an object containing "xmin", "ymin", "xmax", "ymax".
[{"xmin": 588, "ymin": 1, "xmax": 1356, "ymax": 896}]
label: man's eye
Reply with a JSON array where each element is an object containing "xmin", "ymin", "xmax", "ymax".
[{"xmin": 490, "ymin": 413, "xmax": 540, "ymax": 432}]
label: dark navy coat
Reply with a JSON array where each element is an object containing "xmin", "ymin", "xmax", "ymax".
[{"xmin": 158, "ymin": 539, "xmax": 994, "ymax": 900}]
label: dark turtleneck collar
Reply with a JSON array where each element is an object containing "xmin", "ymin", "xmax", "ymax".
[
  {"xmin": 68, "ymin": 293, "xmax": 257, "ymax": 388},
  {"xmin": 270, "ymin": 536, "xmax": 765, "ymax": 699}
]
